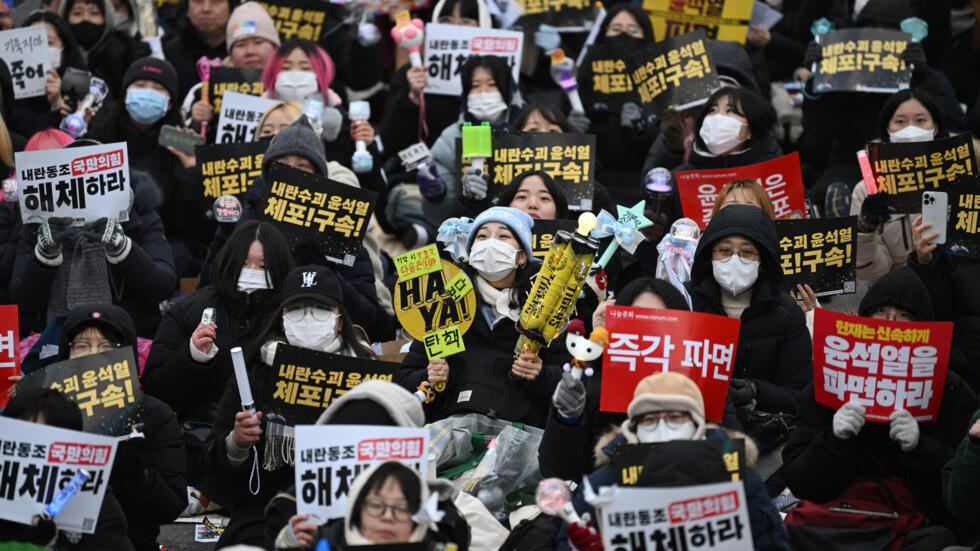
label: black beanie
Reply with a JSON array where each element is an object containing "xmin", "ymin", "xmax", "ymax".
[
  {"xmin": 328, "ymin": 398, "xmax": 397, "ymax": 426},
  {"xmin": 858, "ymin": 267, "xmax": 934, "ymax": 321},
  {"xmin": 122, "ymin": 57, "xmax": 179, "ymax": 101}
]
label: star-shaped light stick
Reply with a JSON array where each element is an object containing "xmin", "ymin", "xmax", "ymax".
[{"xmin": 590, "ymin": 200, "xmax": 654, "ymax": 268}]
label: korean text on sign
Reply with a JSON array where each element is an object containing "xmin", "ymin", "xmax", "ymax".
[
  {"xmin": 776, "ymin": 216, "xmax": 857, "ymax": 297},
  {"xmin": 517, "ymin": 0, "xmax": 594, "ymax": 19},
  {"xmin": 394, "ymin": 244, "xmax": 441, "ymax": 281},
  {"xmin": 208, "ymin": 67, "xmax": 263, "ymax": 114},
  {"xmin": 0, "ymin": 26, "xmax": 49, "ymax": 99},
  {"xmin": 273, "ymin": 358, "xmax": 394, "ymax": 411},
  {"xmin": 812, "ymin": 308, "xmax": 953, "ymax": 422},
  {"xmin": 256, "ymin": 0, "xmax": 327, "ymax": 40},
  {"xmin": 198, "ymin": 141, "xmax": 266, "ymax": 199},
  {"xmin": 0, "ymin": 305, "xmax": 18, "ymax": 408},
  {"xmin": 645, "ymin": 0, "xmax": 754, "ymax": 43},
  {"xmin": 631, "ymin": 35, "xmax": 712, "ymax": 107},
  {"xmin": 216, "ymin": 91, "xmax": 279, "ymax": 144},
  {"xmin": 946, "ymin": 177, "xmax": 980, "ymax": 256},
  {"xmin": 423, "ymin": 24, "xmax": 523, "ymax": 97},
  {"xmin": 871, "ymin": 134, "xmax": 976, "ymax": 213},
  {"xmin": 813, "ymin": 29, "xmax": 912, "ymax": 93}
]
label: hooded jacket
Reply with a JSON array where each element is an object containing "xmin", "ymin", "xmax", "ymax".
[
  {"xmin": 685, "ymin": 204, "xmax": 812, "ymax": 414},
  {"xmin": 163, "ymin": 14, "xmax": 229, "ymax": 101}
]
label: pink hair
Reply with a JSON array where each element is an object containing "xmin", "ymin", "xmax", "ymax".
[
  {"xmin": 261, "ymin": 40, "xmax": 336, "ymax": 103},
  {"xmin": 25, "ymin": 129, "xmax": 74, "ymax": 151}
]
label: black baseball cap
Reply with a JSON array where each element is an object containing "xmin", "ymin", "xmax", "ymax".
[
  {"xmin": 58, "ymin": 304, "xmax": 137, "ymax": 360},
  {"xmin": 279, "ymin": 265, "xmax": 343, "ymax": 309}
]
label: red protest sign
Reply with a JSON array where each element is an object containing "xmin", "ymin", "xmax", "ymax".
[
  {"xmin": 812, "ymin": 308, "xmax": 953, "ymax": 422},
  {"xmin": 676, "ymin": 152, "xmax": 807, "ymax": 229},
  {"xmin": 0, "ymin": 305, "xmax": 20, "ymax": 408},
  {"xmin": 600, "ymin": 306, "xmax": 740, "ymax": 422}
]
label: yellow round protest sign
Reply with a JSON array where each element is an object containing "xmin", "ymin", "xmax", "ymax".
[{"xmin": 394, "ymin": 259, "xmax": 476, "ymax": 341}]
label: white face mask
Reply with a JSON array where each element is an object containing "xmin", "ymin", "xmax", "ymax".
[
  {"xmin": 113, "ymin": 10, "xmax": 131, "ymax": 27},
  {"xmin": 275, "ymin": 71, "xmax": 318, "ymax": 102},
  {"xmin": 236, "ymin": 267, "xmax": 270, "ymax": 293},
  {"xmin": 467, "ymin": 91, "xmax": 507, "ymax": 122},
  {"xmin": 636, "ymin": 418, "xmax": 697, "ymax": 443},
  {"xmin": 712, "ymin": 254, "xmax": 760, "ymax": 296},
  {"xmin": 469, "ymin": 238, "xmax": 520, "ymax": 282},
  {"xmin": 283, "ymin": 309, "xmax": 338, "ymax": 351},
  {"xmin": 48, "ymin": 47, "xmax": 62, "ymax": 69},
  {"xmin": 888, "ymin": 125, "xmax": 935, "ymax": 143},
  {"xmin": 700, "ymin": 114, "xmax": 747, "ymax": 155}
]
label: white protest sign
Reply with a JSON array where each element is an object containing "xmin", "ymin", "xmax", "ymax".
[
  {"xmin": 295, "ymin": 425, "xmax": 429, "ymax": 522},
  {"xmin": 599, "ymin": 481, "xmax": 753, "ymax": 551},
  {"xmin": 423, "ymin": 23, "xmax": 523, "ymax": 97},
  {"xmin": 216, "ymin": 91, "xmax": 279, "ymax": 144},
  {"xmin": 0, "ymin": 26, "xmax": 50, "ymax": 99},
  {"xmin": 16, "ymin": 142, "xmax": 131, "ymax": 225},
  {"xmin": 0, "ymin": 416, "xmax": 118, "ymax": 534}
]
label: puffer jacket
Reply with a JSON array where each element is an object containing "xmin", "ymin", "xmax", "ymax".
[{"xmin": 851, "ymin": 180, "xmax": 914, "ymax": 284}]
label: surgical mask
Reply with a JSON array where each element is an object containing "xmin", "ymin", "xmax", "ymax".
[
  {"xmin": 236, "ymin": 267, "xmax": 269, "ymax": 293},
  {"xmin": 125, "ymin": 88, "xmax": 169, "ymax": 125},
  {"xmin": 70, "ymin": 21, "xmax": 103, "ymax": 50},
  {"xmin": 712, "ymin": 254, "xmax": 760, "ymax": 296},
  {"xmin": 467, "ymin": 91, "xmax": 507, "ymax": 122},
  {"xmin": 469, "ymin": 238, "xmax": 520, "ymax": 282},
  {"xmin": 275, "ymin": 71, "xmax": 318, "ymax": 102},
  {"xmin": 283, "ymin": 309, "xmax": 338, "ymax": 351},
  {"xmin": 113, "ymin": 10, "xmax": 131, "ymax": 28},
  {"xmin": 636, "ymin": 418, "xmax": 697, "ymax": 443},
  {"xmin": 48, "ymin": 47, "xmax": 62, "ymax": 70},
  {"xmin": 888, "ymin": 125, "xmax": 934, "ymax": 143},
  {"xmin": 699, "ymin": 114, "xmax": 747, "ymax": 155}
]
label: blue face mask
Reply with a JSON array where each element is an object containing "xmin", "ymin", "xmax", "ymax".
[{"xmin": 125, "ymin": 88, "xmax": 169, "ymax": 125}]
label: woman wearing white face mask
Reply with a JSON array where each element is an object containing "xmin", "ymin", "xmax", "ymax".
[{"xmin": 397, "ymin": 207, "xmax": 570, "ymax": 428}]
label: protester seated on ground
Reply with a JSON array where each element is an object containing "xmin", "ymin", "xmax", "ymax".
[
  {"xmin": 0, "ymin": 388, "xmax": 135, "ymax": 550},
  {"xmin": 57, "ymin": 304, "xmax": 187, "ymax": 551},
  {"xmin": 943, "ymin": 409, "xmax": 980, "ymax": 533},
  {"xmin": 559, "ymin": 372, "xmax": 790, "ymax": 551},
  {"xmin": 397, "ymin": 207, "xmax": 569, "ymax": 427},
  {"xmin": 781, "ymin": 267, "xmax": 978, "ymax": 547}
]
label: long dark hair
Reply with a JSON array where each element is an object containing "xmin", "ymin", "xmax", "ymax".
[
  {"xmin": 615, "ymin": 277, "xmax": 690, "ymax": 311},
  {"xmin": 597, "ymin": 3, "xmax": 653, "ymax": 43},
  {"xmin": 350, "ymin": 462, "xmax": 422, "ymax": 530},
  {"xmin": 510, "ymin": 102, "xmax": 571, "ymax": 133},
  {"xmin": 496, "ymin": 170, "xmax": 569, "ymax": 220},
  {"xmin": 22, "ymin": 11, "xmax": 87, "ymax": 74},
  {"xmin": 694, "ymin": 87, "xmax": 776, "ymax": 153},
  {"xmin": 433, "ymin": 0, "xmax": 480, "ymax": 22},
  {"xmin": 4, "ymin": 388, "xmax": 84, "ymax": 430},
  {"xmin": 211, "ymin": 221, "xmax": 295, "ymax": 301},
  {"xmin": 460, "ymin": 55, "xmax": 512, "ymax": 103},
  {"xmin": 246, "ymin": 301, "xmax": 376, "ymax": 362},
  {"xmin": 876, "ymin": 88, "xmax": 949, "ymax": 142}
]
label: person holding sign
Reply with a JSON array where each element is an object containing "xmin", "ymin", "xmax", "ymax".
[
  {"xmin": 781, "ymin": 268, "xmax": 977, "ymax": 547},
  {"xmin": 397, "ymin": 207, "xmax": 570, "ymax": 428}
]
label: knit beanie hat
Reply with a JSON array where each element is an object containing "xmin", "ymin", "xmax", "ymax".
[
  {"xmin": 317, "ymin": 380, "xmax": 425, "ymax": 428},
  {"xmin": 466, "ymin": 206, "xmax": 534, "ymax": 255},
  {"xmin": 122, "ymin": 57, "xmax": 179, "ymax": 101},
  {"xmin": 858, "ymin": 267, "xmax": 934, "ymax": 321},
  {"xmin": 624, "ymin": 372, "xmax": 707, "ymax": 440},
  {"xmin": 226, "ymin": 1, "xmax": 281, "ymax": 49},
  {"xmin": 261, "ymin": 116, "xmax": 329, "ymax": 177}
]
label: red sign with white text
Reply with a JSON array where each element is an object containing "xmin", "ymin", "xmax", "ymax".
[
  {"xmin": 600, "ymin": 306, "xmax": 740, "ymax": 422},
  {"xmin": 812, "ymin": 308, "xmax": 952, "ymax": 422},
  {"xmin": 0, "ymin": 305, "xmax": 19, "ymax": 408},
  {"xmin": 676, "ymin": 152, "xmax": 807, "ymax": 229}
]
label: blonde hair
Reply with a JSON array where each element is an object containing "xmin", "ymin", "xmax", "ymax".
[
  {"xmin": 254, "ymin": 101, "xmax": 304, "ymax": 141},
  {"xmin": 710, "ymin": 180, "xmax": 775, "ymax": 219},
  {"xmin": 0, "ymin": 114, "xmax": 14, "ymax": 168}
]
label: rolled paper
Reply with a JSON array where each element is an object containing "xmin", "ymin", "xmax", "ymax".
[{"xmin": 231, "ymin": 346, "xmax": 255, "ymax": 414}]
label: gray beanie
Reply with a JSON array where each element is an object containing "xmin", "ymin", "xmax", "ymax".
[
  {"xmin": 261, "ymin": 116, "xmax": 329, "ymax": 178},
  {"xmin": 316, "ymin": 380, "xmax": 425, "ymax": 428}
]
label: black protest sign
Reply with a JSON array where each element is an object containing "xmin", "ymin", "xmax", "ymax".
[
  {"xmin": 263, "ymin": 344, "xmax": 400, "ymax": 426},
  {"xmin": 579, "ymin": 41, "xmax": 639, "ymax": 113},
  {"xmin": 196, "ymin": 140, "xmax": 267, "ymax": 200},
  {"xmin": 531, "ymin": 219, "xmax": 577, "ymax": 258},
  {"xmin": 255, "ymin": 0, "xmax": 329, "ymax": 41},
  {"xmin": 946, "ymin": 176, "xmax": 980, "ymax": 257},
  {"xmin": 516, "ymin": 0, "xmax": 596, "ymax": 28},
  {"xmin": 629, "ymin": 29, "xmax": 719, "ymax": 116},
  {"xmin": 776, "ymin": 216, "xmax": 857, "ymax": 297},
  {"xmin": 812, "ymin": 29, "xmax": 912, "ymax": 93},
  {"xmin": 612, "ymin": 439, "xmax": 746, "ymax": 485},
  {"xmin": 262, "ymin": 163, "xmax": 378, "ymax": 267},
  {"xmin": 869, "ymin": 134, "xmax": 976, "ymax": 214},
  {"xmin": 208, "ymin": 67, "xmax": 264, "ymax": 115},
  {"xmin": 17, "ymin": 348, "xmax": 142, "ymax": 436}
]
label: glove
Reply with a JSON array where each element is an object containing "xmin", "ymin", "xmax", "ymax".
[
  {"xmin": 659, "ymin": 109, "xmax": 685, "ymax": 152},
  {"xmin": 727, "ymin": 378, "xmax": 756, "ymax": 407},
  {"xmin": 534, "ymin": 24, "xmax": 561, "ymax": 52},
  {"xmin": 294, "ymin": 238, "xmax": 327, "ymax": 266},
  {"xmin": 889, "ymin": 409, "xmax": 920, "ymax": 451},
  {"xmin": 832, "ymin": 402, "xmax": 866, "ymax": 440},
  {"xmin": 858, "ymin": 192, "xmax": 895, "ymax": 232},
  {"xmin": 901, "ymin": 42, "xmax": 927, "ymax": 77},
  {"xmin": 84, "ymin": 217, "xmax": 131, "ymax": 262},
  {"xmin": 461, "ymin": 167, "xmax": 489, "ymax": 201},
  {"xmin": 416, "ymin": 163, "xmax": 446, "ymax": 198},
  {"xmin": 34, "ymin": 216, "xmax": 75, "ymax": 265},
  {"xmin": 567, "ymin": 512, "xmax": 603, "ymax": 551},
  {"xmin": 552, "ymin": 370, "xmax": 587, "ymax": 419},
  {"xmin": 803, "ymin": 40, "xmax": 823, "ymax": 69},
  {"xmin": 567, "ymin": 110, "xmax": 591, "ymax": 133},
  {"xmin": 620, "ymin": 102, "xmax": 646, "ymax": 133},
  {"xmin": 111, "ymin": 436, "xmax": 147, "ymax": 485}
]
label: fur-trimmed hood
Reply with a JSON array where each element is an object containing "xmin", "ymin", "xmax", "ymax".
[{"xmin": 592, "ymin": 423, "xmax": 759, "ymax": 469}]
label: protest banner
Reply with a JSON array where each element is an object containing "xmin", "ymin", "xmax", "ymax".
[
  {"xmin": 0, "ymin": 305, "xmax": 18, "ymax": 408},
  {"xmin": 613, "ymin": 439, "xmax": 746, "ymax": 485},
  {"xmin": 197, "ymin": 140, "xmax": 267, "ymax": 201},
  {"xmin": 295, "ymin": 425, "xmax": 429, "ymax": 522},
  {"xmin": 17, "ymin": 348, "xmax": 142, "ymax": 437},
  {"xmin": 262, "ymin": 163, "xmax": 377, "ymax": 267},
  {"xmin": 515, "ymin": 0, "xmax": 596, "ymax": 28},
  {"xmin": 208, "ymin": 67, "xmax": 264, "ymax": 115},
  {"xmin": 255, "ymin": 0, "xmax": 329, "ymax": 41},
  {"xmin": 394, "ymin": 258, "xmax": 476, "ymax": 359},
  {"xmin": 0, "ymin": 416, "xmax": 117, "ymax": 534},
  {"xmin": 215, "ymin": 91, "xmax": 279, "ymax": 144},
  {"xmin": 423, "ymin": 24, "xmax": 523, "ymax": 97},
  {"xmin": 531, "ymin": 219, "xmax": 577, "ymax": 258},
  {"xmin": 579, "ymin": 41, "xmax": 639, "ymax": 112},
  {"xmin": 644, "ymin": 0, "xmax": 754, "ymax": 43},
  {"xmin": 869, "ymin": 134, "xmax": 976, "ymax": 214},
  {"xmin": 776, "ymin": 216, "xmax": 858, "ymax": 297},
  {"xmin": 601, "ymin": 306, "xmax": 740, "ymax": 422},
  {"xmin": 812, "ymin": 308, "xmax": 953, "ymax": 422},
  {"xmin": 599, "ymin": 481, "xmax": 753, "ymax": 551},
  {"xmin": 16, "ymin": 142, "xmax": 131, "ymax": 225},
  {"xmin": 676, "ymin": 152, "xmax": 807, "ymax": 229},
  {"xmin": 813, "ymin": 29, "xmax": 912, "ymax": 93},
  {"xmin": 629, "ymin": 30, "xmax": 720, "ymax": 116},
  {"xmin": 947, "ymin": 176, "xmax": 980, "ymax": 257},
  {"xmin": 393, "ymin": 244, "xmax": 441, "ymax": 281},
  {"xmin": 0, "ymin": 26, "xmax": 49, "ymax": 99}
]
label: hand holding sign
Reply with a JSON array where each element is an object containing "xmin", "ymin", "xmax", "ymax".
[
  {"xmin": 35, "ymin": 216, "xmax": 77, "ymax": 264},
  {"xmin": 832, "ymin": 402, "xmax": 866, "ymax": 440},
  {"xmin": 427, "ymin": 357, "xmax": 448, "ymax": 385}
]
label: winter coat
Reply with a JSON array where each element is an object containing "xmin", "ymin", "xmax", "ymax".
[
  {"xmin": 162, "ymin": 17, "xmax": 228, "ymax": 101},
  {"xmin": 9, "ymin": 171, "xmax": 177, "ymax": 338},
  {"xmin": 942, "ymin": 409, "xmax": 980, "ymax": 529},
  {"xmin": 0, "ymin": 490, "xmax": 134, "ymax": 550},
  {"xmin": 782, "ymin": 374, "xmax": 978, "ymax": 531},
  {"xmin": 685, "ymin": 204, "xmax": 812, "ymax": 414},
  {"xmin": 379, "ymin": 64, "xmax": 462, "ymax": 161},
  {"xmin": 850, "ymin": 180, "xmax": 914, "ymax": 284}
]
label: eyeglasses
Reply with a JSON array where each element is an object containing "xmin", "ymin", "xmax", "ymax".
[
  {"xmin": 712, "ymin": 247, "xmax": 760, "ymax": 262},
  {"xmin": 69, "ymin": 341, "xmax": 119, "ymax": 354},
  {"xmin": 362, "ymin": 500, "xmax": 414, "ymax": 522},
  {"xmin": 283, "ymin": 304, "xmax": 337, "ymax": 322},
  {"xmin": 872, "ymin": 308, "xmax": 914, "ymax": 322},
  {"xmin": 639, "ymin": 411, "xmax": 692, "ymax": 428},
  {"xmin": 608, "ymin": 24, "xmax": 642, "ymax": 37}
]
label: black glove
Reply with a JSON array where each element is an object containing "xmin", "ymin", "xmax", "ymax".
[
  {"xmin": 858, "ymin": 193, "xmax": 895, "ymax": 232},
  {"xmin": 728, "ymin": 378, "xmax": 757, "ymax": 407},
  {"xmin": 294, "ymin": 238, "xmax": 327, "ymax": 266},
  {"xmin": 111, "ymin": 436, "xmax": 147, "ymax": 486},
  {"xmin": 34, "ymin": 216, "xmax": 75, "ymax": 262},
  {"xmin": 803, "ymin": 40, "xmax": 822, "ymax": 69},
  {"xmin": 83, "ymin": 217, "xmax": 130, "ymax": 260},
  {"xmin": 901, "ymin": 42, "xmax": 927, "ymax": 78},
  {"xmin": 659, "ymin": 109, "xmax": 685, "ymax": 152},
  {"xmin": 620, "ymin": 102, "xmax": 647, "ymax": 133}
]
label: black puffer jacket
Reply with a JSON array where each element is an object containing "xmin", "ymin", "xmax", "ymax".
[
  {"xmin": 162, "ymin": 17, "xmax": 228, "ymax": 101},
  {"xmin": 685, "ymin": 204, "xmax": 812, "ymax": 414}
]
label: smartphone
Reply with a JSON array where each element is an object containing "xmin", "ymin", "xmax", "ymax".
[
  {"xmin": 201, "ymin": 307, "xmax": 215, "ymax": 326},
  {"xmin": 921, "ymin": 191, "xmax": 948, "ymax": 245},
  {"xmin": 158, "ymin": 125, "xmax": 203, "ymax": 154}
]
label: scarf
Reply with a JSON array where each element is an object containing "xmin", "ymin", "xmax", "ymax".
[
  {"xmin": 47, "ymin": 236, "xmax": 112, "ymax": 324},
  {"xmin": 475, "ymin": 276, "xmax": 520, "ymax": 326}
]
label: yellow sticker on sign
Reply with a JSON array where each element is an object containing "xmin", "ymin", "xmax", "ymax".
[
  {"xmin": 446, "ymin": 271, "xmax": 473, "ymax": 302},
  {"xmin": 393, "ymin": 244, "xmax": 441, "ymax": 281},
  {"xmin": 423, "ymin": 326, "xmax": 465, "ymax": 359},
  {"xmin": 394, "ymin": 259, "xmax": 477, "ymax": 341}
]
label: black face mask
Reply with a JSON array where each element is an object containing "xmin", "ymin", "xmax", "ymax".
[
  {"xmin": 70, "ymin": 21, "xmax": 104, "ymax": 50},
  {"xmin": 603, "ymin": 33, "xmax": 645, "ymax": 49}
]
